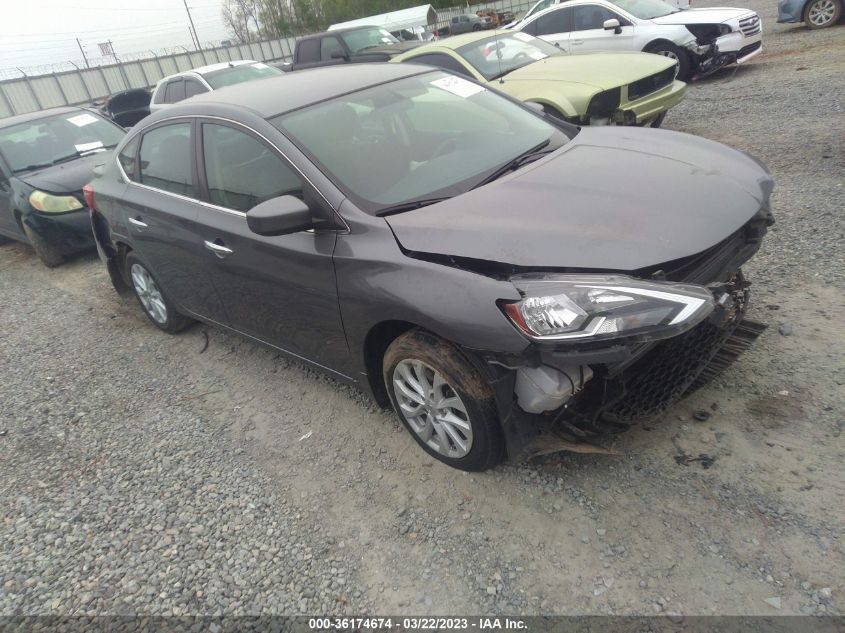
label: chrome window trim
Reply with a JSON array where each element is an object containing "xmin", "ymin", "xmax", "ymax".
[{"xmin": 114, "ymin": 114, "xmax": 351, "ymax": 231}]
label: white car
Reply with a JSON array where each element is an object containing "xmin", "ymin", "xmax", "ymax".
[
  {"xmin": 518, "ymin": 0, "xmax": 689, "ymax": 23},
  {"xmin": 513, "ymin": 0, "xmax": 762, "ymax": 80},
  {"xmin": 149, "ymin": 60, "xmax": 283, "ymax": 113}
]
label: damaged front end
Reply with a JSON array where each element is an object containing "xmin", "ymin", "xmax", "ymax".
[
  {"xmin": 684, "ymin": 14, "xmax": 763, "ymax": 79},
  {"xmin": 465, "ymin": 211, "xmax": 773, "ymax": 460}
]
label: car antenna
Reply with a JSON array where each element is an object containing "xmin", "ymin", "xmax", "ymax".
[{"xmin": 494, "ymin": 28, "xmax": 504, "ymax": 84}]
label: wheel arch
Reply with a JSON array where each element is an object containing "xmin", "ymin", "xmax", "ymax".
[{"xmin": 363, "ymin": 319, "xmax": 420, "ymax": 407}]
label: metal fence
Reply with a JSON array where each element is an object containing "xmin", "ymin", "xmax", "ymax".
[{"xmin": 0, "ymin": 0, "xmax": 535, "ymax": 119}]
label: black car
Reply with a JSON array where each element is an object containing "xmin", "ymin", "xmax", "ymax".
[
  {"xmin": 0, "ymin": 107, "xmax": 125, "ymax": 266},
  {"xmin": 88, "ymin": 65, "xmax": 773, "ymax": 471}
]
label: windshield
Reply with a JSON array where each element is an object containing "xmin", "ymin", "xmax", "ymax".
[
  {"xmin": 271, "ymin": 71, "xmax": 572, "ymax": 214},
  {"xmin": 203, "ymin": 62, "xmax": 283, "ymax": 89},
  {"xmin": 340, "ymin": 27, "xmax": 401, "ymax": 53},
  {"xmin": 612, "ymin": 0, "xmax": 677, "ymax": 18},
  {"xmin": 0, "ymin": 111, "xmax": 124, "ymax": 173},
  {"xmin": 457, "ymin": 33, "xmax": 561, "ymax": 81}
]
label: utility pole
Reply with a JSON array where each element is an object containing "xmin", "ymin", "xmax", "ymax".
[
  {"xmin": 183, "ymin": 0, "xmax": 201, "ymax": 50},
  {"xmin": 76, "ymin": 38, "xmax": 90, "ymax": 68}
]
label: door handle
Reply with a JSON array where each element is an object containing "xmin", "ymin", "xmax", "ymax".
[
  {"xmin": 128, "ymin": 217, "xmax": 148, "ymax": 228},
  {"xmin": 571, "ymin": 40, "xmax": 584, "ymax": 45},
  {"xmin": 203, "ymin": 240, "xmax": 233, "ymax": 258}
]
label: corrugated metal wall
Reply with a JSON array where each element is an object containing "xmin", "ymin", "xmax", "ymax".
[{"xmin": 0, "ymin": 36, "xmax": 297, "ymax": 118}]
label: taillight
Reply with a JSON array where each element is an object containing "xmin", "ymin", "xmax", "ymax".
[{"xmin": 83, "ymin": 183, "xmax": 96, "ymax": 214}]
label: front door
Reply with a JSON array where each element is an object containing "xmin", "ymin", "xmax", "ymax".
[
  {"xmin": 569, "ymin": 4, "xmax": 635, "ymax": 51},
  {"xmin": 530, "ymin": 6, "xmax": 574, "ymax": 52},
  {"xmin": 193, "ymin": 120, "xmax": 348, "ymax": 371},
  {"xmin": 0, "ymin": 160, "xmax": 22, "ymax": 239}
]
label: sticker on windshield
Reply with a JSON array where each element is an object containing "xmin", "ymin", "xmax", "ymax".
[
  {"xmin": 430, "ymin": 76, "xmax": 486, "ymax": 98},
  {"xmin": 529, "ymin": 51, "xmax": 548, "ymax": 60},
  {"xmin": 74, "ymin": 141, "xmax": 104, "ymax": 153},
  {"xmin": 252, "ymin": 62, "xmax": 269, "ymax": 69},
  {"xmin": 512, "ymin": 32, "xmax": 534, "ymax": 42},
  {"xmin": 66, "ymin": 113, "xmax": 98, "ymax": 127},
  {"xmin": 381, "ymin": 37, "xmax": 393, "ymax": 43}
]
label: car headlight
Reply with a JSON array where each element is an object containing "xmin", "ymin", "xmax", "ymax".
[
  {"xmin": 500, "ymin": 274, "xmax": 715, "ymax": 342},
  {"xmin": 29, "ymin": 190, "xmax": 84, "ymax": 213}
]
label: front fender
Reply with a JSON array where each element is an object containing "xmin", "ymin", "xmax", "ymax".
[{"xmin": 501, "ymin": 82, "xmax": 590, "ymax": 119}]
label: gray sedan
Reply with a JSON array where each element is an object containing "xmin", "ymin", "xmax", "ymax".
[{"xmin": 87, "ymin": 64, "xmax": 773, "ymax": 471}]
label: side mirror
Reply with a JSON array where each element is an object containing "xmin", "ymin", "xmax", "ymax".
[
  {"xmin": 247, "ymin": 195, "xmax": 313, "ymax": 236},
  {"xmin": 331, "ymin": 50, "xmax": 349, "ymax": 60},
  {"xmin": 603, "ymin": 18, "xmax": 622, "ymax": 34}
]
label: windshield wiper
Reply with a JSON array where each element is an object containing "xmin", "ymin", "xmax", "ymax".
[
  {"xmin": 376, "ymin": 196, "xmax": 452, "ymax": 216},
  {"xmin": 472, "ymin": 140, "xmax": 554, "ymax": 189}
]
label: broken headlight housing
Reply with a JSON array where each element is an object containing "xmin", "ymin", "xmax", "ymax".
[{"xmin": 501, "ymin": 274, "xmax": 715, "ymax": 342}]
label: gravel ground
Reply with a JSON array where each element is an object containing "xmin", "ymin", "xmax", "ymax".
[{"xmin": 1, "ymin": 0, "xmax": 843, "ymax": 617}]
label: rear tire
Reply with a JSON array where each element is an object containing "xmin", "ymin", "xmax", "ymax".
[
  {"xmin": 645, "ymin": 41, "xmax": 691, "ymax": 81},
  {"xmin": 804, "ymin": 0, "xmax": 841, "ymax": 28},
  {"xmin": 22, "ymin": 221, "xmax": 65, "ymax": 268},
  {"xmin": 383, "ymin": 329, "xmax": 505, "ymax": 472},
  {"xmin": 125, "ymin": 252, "xmax": 192, "ymax": 333}
]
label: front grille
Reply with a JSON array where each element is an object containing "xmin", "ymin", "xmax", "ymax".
[
  {"xmin": 627, "ymin": 66, "xmax": 675, "ymax": 102},
  {"xmin": 738, "ymin": 41, "xmax": 762, "ymax": 58},
  {"xmin": 738, "ymin": 13, "xmax": 761, "ymax": 36},
  {"xmin": 600, "ymin": 277, "xmax": 759, "ymax": 423}
]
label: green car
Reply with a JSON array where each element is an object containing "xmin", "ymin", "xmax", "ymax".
[{"xmin": 391, "ymin": 30, "xmax": 686, "ymax": 126}]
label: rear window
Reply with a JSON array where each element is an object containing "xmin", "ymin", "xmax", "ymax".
[
  {"xmin": 203, "ymin": 63, "xmax": 283, "ymax": 89},
  {"xmin": 139, "ymin": 123, "xmax": 193, "ymax": 197}
]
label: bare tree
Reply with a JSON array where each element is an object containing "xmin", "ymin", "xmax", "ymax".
[{"xmin": 222, "ymin": 0, "xmax": 260, "ymax": 42}]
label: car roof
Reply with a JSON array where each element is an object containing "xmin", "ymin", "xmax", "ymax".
[
  {"xmin": 0, "ymin": 106, "xmax": 94, "ymax": 129},
  {"xmin": 422, "ymin": 30, "xmax": 515, "ymax": 49},
  {"xmin": 176, "ymin": 63, "xmax": 433, "ymax": 119}
]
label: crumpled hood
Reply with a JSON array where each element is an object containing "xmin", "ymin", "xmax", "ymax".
[
  {"xmin": 17, "ymin": 151, "xmax": 109, "ymax": 194},
  {"xmin": 503, "ymin": 52, "xmax": 675, "ymax": 90},
  {"xmin": 385, "ymin": 127, "xmax": 773, "ymax": 271},
  {"xmin": 652, "ymin": 7, "xmax": 755, "ymax": 24}
]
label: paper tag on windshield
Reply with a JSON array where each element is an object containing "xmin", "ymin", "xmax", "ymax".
[
  {"xmin": 513, "ymin": 32, "xmax": 534, "ymax": 42},
  {"xmin": 529, "ymin": 51, "xmax": 547, "ymax": 60},
  {"xmin": 381, "ymin": 37, "xmax": 393, "ymax": 43},
  {"xmin": 75, "ymin": 141, "xmax": 104, "ymax": 153},
  {"xmin": 252, "ymin": 62, "xmax": 269, "ymax": 69},
  {"xmin": 430, "ymin": 76, "xmax": 485, "ymax": 98},
  {"xmin": 67, "ymin": 113, "xmax": 98, "ymax": 127}
]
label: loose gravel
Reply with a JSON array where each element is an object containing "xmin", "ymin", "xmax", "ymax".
[{"xmin": 1, "ymin": 0, "xmax": 843, "ymax": 617}]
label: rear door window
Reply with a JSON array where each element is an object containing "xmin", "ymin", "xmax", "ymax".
[
  {"xmin": 201, "ymin": 123, "xmax": 302, "ymax": 212},
  {"xmin": 184, "ymin": 78, "xmax": 208, "ymax": 98},
  {"xmin": 535, "ymin": 7, "xmax": 572, "ymax": 34},
  {"xmin": 163, "ymin": 79, "xmax": 187, "ymax": 104},
  {"xmin": 118, "ymin": 136, "xmax": 139, "ymax": 180},
  {"xmin": 139, "ymin": 123, "xmax": 194, "ymax": 197}
]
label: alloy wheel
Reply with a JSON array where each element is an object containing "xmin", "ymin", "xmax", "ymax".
[
  {"xmin": 130, "ymin": 263, "xmax": 168, "ymax": 324},
  {"xmin": 808, "ymin": 0, "xmax": 836, "ymax": 25},
  {"xmin": 392, "ymin": 359, "xmax": 473, "ymax": 458}
]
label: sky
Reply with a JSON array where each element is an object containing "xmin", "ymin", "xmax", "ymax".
[{"xmin": 0, "ymin": 0, "xmax": 230, "ymax": 75}]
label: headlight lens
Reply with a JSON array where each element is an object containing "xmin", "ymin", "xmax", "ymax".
[
  {"xmin": 501, "ymin": 274, "xmax": 715, "ymax": 342},
  {"xmin": 29, "ymin": 190, "xmax": 84, "ymax": 213}
]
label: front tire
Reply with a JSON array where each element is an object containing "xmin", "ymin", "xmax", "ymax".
[
  {"xmin": 22, "ymin": 221, "xmax": 65, "ymax": 268},
  {"xmin": 804, "ymin": 0, "xmax": 841, "ymax": 28},
  {"xmin": 383, "ymin": 329, "xmax": 504, "ymax": 471},
  {"xmin": 125, "ymin": 252, "xmax": 192, "ymax": 333},
  {"xmin": 645, "ymin": 41, "xmax": 691, "ymax": 81}
]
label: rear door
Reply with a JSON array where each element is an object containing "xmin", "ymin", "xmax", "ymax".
[
  {"xmin": 569, "ymin": 4, "xmax": 635, "ymax": 51},
  {"xmin": 525, "ymin": 6, "xmax": 574, "ymax": 51},
  {"xmin": 193, "ymin": 119, "xmax": 348, "ymax": 369},
  {"xmin": 121, "ymin": 120, "xmax": 228, "ymax": 322}
]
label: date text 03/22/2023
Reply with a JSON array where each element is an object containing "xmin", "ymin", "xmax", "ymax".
[{"xmin": 308, "ymin": 617, "xmax": 528, "ymax": 630}]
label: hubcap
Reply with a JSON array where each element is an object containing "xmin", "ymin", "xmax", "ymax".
[
  {"xmin": 392, "ymin": 359, "xmax": 473, "ymax": 458},
  {"xmin": 130, "ymin": 263, "xmax": 168, "ymax": 324},
  {"xmin": 656, "ymin": 49, "xmax": 679, "ymax": 61},
  {"xmin": 809, "ymin": 0, "xmax": 835, "ymax": 24}
]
